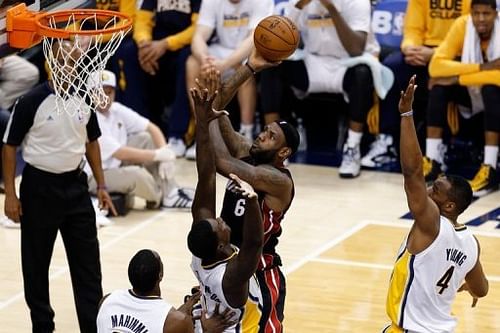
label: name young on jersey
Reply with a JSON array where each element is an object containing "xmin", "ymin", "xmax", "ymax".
[
  {"xmin": 110, "ymin": 314, "xmax": 149, "ymax": 333},
  {"xmin": 446, "ymin": 248, "xmax": 468, "ymax": 266}
]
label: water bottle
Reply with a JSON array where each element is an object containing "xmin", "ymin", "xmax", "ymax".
[{"xmin": 297, "ymin": 117, "xmax": 307, "ymax": 152}]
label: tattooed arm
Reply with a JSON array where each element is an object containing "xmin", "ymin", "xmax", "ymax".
[{"xmin": 208, "ymin": 48, "xmax": 280, "ymax": 158}]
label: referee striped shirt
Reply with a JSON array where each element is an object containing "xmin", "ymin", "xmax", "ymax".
[{"xmin": 3, "ymin": 82, "xmax": 101, "ymax": 174}]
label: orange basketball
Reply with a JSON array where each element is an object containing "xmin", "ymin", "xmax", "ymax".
[{"xmin": 254, "ymin": 15, "xmax": 300, "ymax": 62}]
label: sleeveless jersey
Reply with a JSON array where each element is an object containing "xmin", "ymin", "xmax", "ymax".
[
  {"xmin": 191, "ymin": 248, "xmax": 263, "ymax": 333},
  {"xmin": 385, "ymin": 217, "xmax": 479, "ymax": 333},
  {"xmin": 97, "ymin": 289, "xmax": 172, "ymax": 333},
  {"xmin": 220, "ymin": 156, "xmax": 294, "ymax": 270}
]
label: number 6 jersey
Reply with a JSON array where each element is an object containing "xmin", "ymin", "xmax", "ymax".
[{"xmin": 385, "ymin": 217, "xmax": 478, "ymax": 333}]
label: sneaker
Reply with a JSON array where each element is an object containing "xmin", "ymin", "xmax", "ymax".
[
  {"xmin": 423, "ymin": 156, "xmax": 443, "ymax": 183},
  {"xmin": 361, "ymin": 134, "xmax": 397, "ymax": 168},
  {"xmin": 469, "ymin": 164, "xmax": 499, "ymax": 197},
  {"xmin": 185, "ymin": 143, "xmax": 196, "ymax": 161},
  {"xmin": 1, "ymin": 216, "xmax": 20, "ymax": 229},
  {"xmin": 168, "ymin": 137, "xmax": 186, "ymax": 158},
  {"xmin": 178, "ymin": 187, "xmax": 195, "ymax": 200},
  {"xmin": 91, "ymin": 198, "xmax": 114, "ymax": 228},
  {"xmin": 339, "ymin": 144, "xmax": 361, "ymax": 178},
  {"xmin": 162, "ymin": 188, "xmax": 193, "ymax": 209}
]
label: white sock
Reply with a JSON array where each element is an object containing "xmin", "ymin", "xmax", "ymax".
[
  {"xmin": 240, "ymin": 124, "xmax": 254, "ymax": 141},
  {"xmin": 484, "ymin": 145, "xmax": 498, "ymax": 169},
  {"xmin": 426, "ymin": 138, "xmax": 444, "ymax": 164},
  {"xmin": 346, "ymin": 129, "xmax": 362, "ymax": 147}
]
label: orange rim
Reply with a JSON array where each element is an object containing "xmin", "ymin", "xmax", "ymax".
[{"xmin": 36, "ymin": 9, "xmax": 132, "ymax": 39}]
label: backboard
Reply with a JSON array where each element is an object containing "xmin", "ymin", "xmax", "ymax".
[{"xmin": 0, "ymin": 0, "xmax": 94, "ymax": 57}]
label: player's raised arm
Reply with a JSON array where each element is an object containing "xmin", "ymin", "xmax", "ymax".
[
  {"xmin": 222, "ymin": 174, "xmax": 263, "ymax": 307},
  {"xmin": 190, "ymin": 87, "xmax": 218, "ymax": 223},
  {"xmin": 399, "ymin": 76, "xmax": 440, "ymax": 239}
]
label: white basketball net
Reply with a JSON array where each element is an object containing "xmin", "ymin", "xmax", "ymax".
[{"xmin": 42, "ymin": 13, "xmax": 131, "ymax": 116}]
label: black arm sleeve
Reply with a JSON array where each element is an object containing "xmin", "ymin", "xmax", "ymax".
[{"xmin": 86, "ymin": 110, "xmax": 101, "ymax": 142}]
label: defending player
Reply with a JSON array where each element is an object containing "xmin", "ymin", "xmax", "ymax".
[{"xmin": 383, "ymin": 76, "xmax": 489, "ymax": 333}]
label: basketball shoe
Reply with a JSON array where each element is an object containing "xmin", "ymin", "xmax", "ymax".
[
  {"xmin": 162, "ymin": 187, "xmax": 193, "ymax": 209},
  {"xmin": 361, "ymin": 134, "xmax": 397, "ymax": 168},
  {"xmin": 339, "ymin": 143, "xmax": 361, "ymax": 178},
  {"xmin": 469, "ymin": 164, "xmax": 499, "ymax": 197}
]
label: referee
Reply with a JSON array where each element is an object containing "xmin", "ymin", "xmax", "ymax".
[{"xmin": 2, "ymin": 45, "xmax": 117, "ymax": 332}]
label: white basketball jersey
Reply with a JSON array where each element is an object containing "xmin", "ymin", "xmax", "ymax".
[
  {"xmin": 385, "ymin": 217, "xmax": 479, "ymax": 333},
  {"xmin": 191, "ymin": 247, "xmax": 263, "ymax": 333},
  {"xmin": 97, "ymin": 289, "xmax": 172, "ymax": 333}
]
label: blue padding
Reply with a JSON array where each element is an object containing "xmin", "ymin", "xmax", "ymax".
[{"xmin": 372, "ymin": 0, "xmax": 408, "ymax": 48}]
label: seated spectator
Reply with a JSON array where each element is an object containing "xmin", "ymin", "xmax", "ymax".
[
  {"xmin": 86, "ymin": 70, "xmax": 194, "ymax": 209},
  {"xmin": 133, "ymin": 0, "xmax": 200, "ymax": 156},
  {"xmin": 0, "ymin": 55, "xmax": 39, "ymax": 111},
  {"xmin": 260, "ymin": 0, "xmax": 377, "ymax": 178},
  {"xmin": 97, "ymin": 249, "xmax": 234, "ymax": 333},
  {"xmin": 423, "ymin": 0, "xmax": 500, "ymax": 197},
  {"xmin": 187, "ymin": 0, "xmax": 274, "ymax": 144},
  {"xmin": 361, "ymin": 0, "xmax": 471, "ymax": 168}
]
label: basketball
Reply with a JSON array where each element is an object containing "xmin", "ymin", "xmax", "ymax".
[{"xmin": 254, "ymin": 15, "xmax": 300, "ymax": 62}]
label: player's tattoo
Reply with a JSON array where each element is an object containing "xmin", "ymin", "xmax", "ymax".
[{"xmin": 213, "ymin": 65, "xmax": 252, "ymax": 110}]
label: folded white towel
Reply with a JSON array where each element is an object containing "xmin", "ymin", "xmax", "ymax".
[{"xmin": 340, "ymin": 53, "xmax": 395, "ymax": 100}]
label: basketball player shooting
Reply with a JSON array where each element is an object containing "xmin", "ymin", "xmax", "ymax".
[{"xmin": 382, "ymin": 76, "xmax": 489, "ymax": 333}]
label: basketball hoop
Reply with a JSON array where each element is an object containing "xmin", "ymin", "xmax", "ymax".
[{"xmin": 6, "ymin": 4, "xmax": 132, "ymax": 116}]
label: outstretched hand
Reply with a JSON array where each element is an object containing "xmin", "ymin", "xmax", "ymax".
[
  {"xmin": 229, "ymin": 173, "xmax": 257, "ymax": 199},
  {"xmin": 199, "ymin": 303, "xmax": 237, "ymax": 333},
  {"xmin": 189, "ymin": 87, "xmax": 223, "ymax": 124},
  {"xmin": 196, "ymin": 65, "xmax": 221, "ymax": 97},
  {"xmin": 247, "ymin": 47, "xmax": 281, "ymax": 73},
  {"xmin": 398, "ymin": 75, "xmax": 417, "ymax": 114}
]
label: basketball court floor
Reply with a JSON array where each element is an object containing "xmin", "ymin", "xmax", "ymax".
[{"xmin": 0, "ymin": 160, "xmax": 499, "ymax": 332}]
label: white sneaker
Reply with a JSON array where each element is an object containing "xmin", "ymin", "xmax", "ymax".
[
  {"xmin": 185, "ymin": 143, "xmax": 196, "ymax": 160},
  {"xmin": 361, "ymin": 134, "xmax": 397, "ymax": 168},
  {"xmin": 91, "ymin": 198, "xmax": 114, "ymax": 228},
  {"xmin": 168, "ymin": 137, "xmax": 186, "ymax": 158},
  {"xmin": 162, "ymin": 188, "xmax": 193, "ymax": 209},
  {"xmin": 1, "ymin": 216, "xmax": 20, "ymax": 229},
  {"xmin": 339, "ymin": 144, "xmax": 361, "ymax": 178}
]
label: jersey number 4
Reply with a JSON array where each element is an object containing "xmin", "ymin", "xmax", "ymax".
[{"xmin": 436, "ymin": 266, "xmax": 455, "ymax": 294}]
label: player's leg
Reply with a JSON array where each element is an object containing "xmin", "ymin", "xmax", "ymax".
[
  {"xmin": 59, "ymin": 172, "xmax": 102, "ymax": 333},
  {"xmin": 256, "ymin": 267, "xmax": 286, "ymax": 333},
  {"xmin": 237, "ymin": 75, "xmax": 257, "ymax": 141},
  {"xmin": 19, "ymin": 165, "xmax": 64, "ymax": 332}
]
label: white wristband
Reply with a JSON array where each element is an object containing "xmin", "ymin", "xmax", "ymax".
[{"xmin": 400, "ymin": 110, "xmax": 414, "ymax": 117}]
